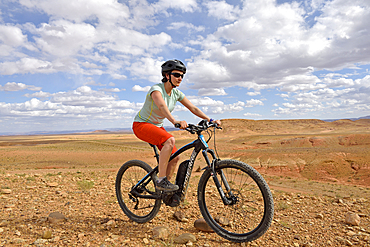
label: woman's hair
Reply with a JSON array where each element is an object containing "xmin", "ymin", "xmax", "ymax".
[{"xmin": 161, "ymin": 72, "xmax": 169, "ymax": 82}]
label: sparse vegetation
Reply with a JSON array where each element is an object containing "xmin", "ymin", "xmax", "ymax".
[
  {"xmin": 277, "ymin": 202, "xmax": 290, "ymax": 211},
  {"xmin": 77, "ymin": 179, "xmax": 94, "ymax": 191}
]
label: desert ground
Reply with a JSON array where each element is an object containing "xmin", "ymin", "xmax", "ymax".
[{"xmin": 0, "ymin": 119, "xmax": 369, "ymax": 246}]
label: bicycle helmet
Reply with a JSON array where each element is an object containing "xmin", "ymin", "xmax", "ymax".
[{"xmin": 161, "ymin": 59, "xmax": 186, "ymax": 75}]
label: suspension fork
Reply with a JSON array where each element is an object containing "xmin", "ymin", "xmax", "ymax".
[{"xmin": 202, "ymin": 149, "xmax": 234, "ymax": 205}]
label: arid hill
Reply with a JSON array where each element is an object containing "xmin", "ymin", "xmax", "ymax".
[{"xmin": 203, "ymin": 118, "xmax": 370, "ymax": 187}]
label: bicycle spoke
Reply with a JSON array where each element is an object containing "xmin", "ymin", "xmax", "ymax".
[
  {"xmin": 116, "ymin": 160, "xmax": 161, "ymax": 223},
  {"xmin": 198, "ymin": 160, "xmax": 274, "ymax": 242}
]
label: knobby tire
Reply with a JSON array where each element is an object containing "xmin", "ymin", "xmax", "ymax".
[
  {"xmin": 115, "ymin": 160, "xmax": 161, "ymax": 223},
  {"xmin": 197, "ymin": 159, "xmax": 274, "ymax": 242}
]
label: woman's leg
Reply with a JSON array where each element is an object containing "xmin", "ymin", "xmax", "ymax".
[
  {"xmin": 132, "ymin": 122, "xmax": 179, "ymax": 191},
  {"xmin": 166, "ymin": 155, "xmax": 180, "ymax": 181},
  {"xmin": 158, "ymin": 137, "xmax": 175, "ymax": 178},
  {"xmin": 158, "ymin": 136, "xmax": 180, "ymax": 180}
]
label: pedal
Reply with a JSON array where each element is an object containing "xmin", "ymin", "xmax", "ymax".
[{"xmin": 162, "ymin": 192, "xmax": 181, "ymax": 207}]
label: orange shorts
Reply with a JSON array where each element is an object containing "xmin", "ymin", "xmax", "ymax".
[{"xmin": 132, "ymin": 122, "xmax": 177, "ymax": 154}]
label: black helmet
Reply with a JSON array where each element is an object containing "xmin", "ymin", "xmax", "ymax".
[{"xmin": 161, "ymin": 59, "xmax": 186, "ymax": 75}]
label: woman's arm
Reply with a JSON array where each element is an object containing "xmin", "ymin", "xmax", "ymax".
[
  {"xmin": 179, "ymin": 96, "xmax": 210, "ymax": 121},
  {"xmin": 180, "ymin": 96, "xmax": 222, "ymax": 126},
  {"xmin": 151, "ymin": 91, "xmax": 187, "ymax": 128}
]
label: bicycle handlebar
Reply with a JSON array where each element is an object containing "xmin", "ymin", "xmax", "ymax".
[{"xmin": 174, "ymin": 120, "xmax": 222, "ymax": 134}]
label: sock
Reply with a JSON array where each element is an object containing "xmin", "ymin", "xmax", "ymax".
[{"xmin": 158, "ymin": 176, "xmax": 166, "ymax": 182}]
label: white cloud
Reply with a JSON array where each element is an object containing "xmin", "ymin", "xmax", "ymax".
[
  {"xmin": 224, "ymin": 101, "xmax": 245, "ymax": 112},
  {"xmin": 24, "ymin": 91, "xmax": 51, "ymax": 98},
  {"xmin": 204, "ymin": 0, "xmax": 241, "ymax": 21},
  {"xmin": 187, "ymin": 0, "xmax": 370, "ymax": 96},
  {"xmin": 0, "ymin": 25, "xmax": 27, "ymax": 47},
  {"xmin": 198, "ymin": 88, "xmax": 227, "ymax": 96},
  {"xmin": 167, "ymin": 22, "xmax": 205, "ymax": 33},
  {"xmin": 187, "ymin": 96, "xmax": 224, "ymax": 107},
  {"xmin": 1, "ymin": 86, "xmax": 139, "ymax": 122},
  {"xmin": 0, "ymin": 1, "xmax": 174, "ymax": 78},
  {"xmin": 0, "ymin": 58, "xmax": 55, "ymax": 75},
  {"xmin": 1, "ymin": 0, "xmax": 370, "ymax": 132},
  {"xmin": 152, "ymin": 0, "xmax": 199, "ymax": 13},
  {"xmin": 245, "ymin": 99, "xmax": 264, "ymax": 107},
  {"xmin": 244, "ymin": 112, "xmax": 262, "ymax": 118},
  {"xmin": 18, "ymin": 0, "xmax": 130, "ymax": 24},
  {"xmin": 127, "ymin": 57, "xmax": 164, "ymax": 83},
  {"xmin": 273, "ymin": 74, "xmax": 370, "ymax": 118},
  {"xmin": 0, "ymin": 82, "xmax": 41, "ymax": 92},
  {"xmin": 247, "ymin": 91, "xmax": 261, "ymax": 96},
  {"xmin": 99, "ymin": 88, "xmax": 121, "ymax": 92},
  {"xmin": 183, "ymin": 96, "xmax": 244, "ymax": 114},
  {"xmin": 132, "ymin": 85, "xmax": 151, "ymax": 92}
]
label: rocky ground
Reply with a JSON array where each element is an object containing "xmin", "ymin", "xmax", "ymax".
[
  {"xmin": 1, "ymin": 119, "xmax": 370, "ymax": 246},
  {"xmin": 1, "ymin": 169, "xmax": 369, "ymax": 246}
]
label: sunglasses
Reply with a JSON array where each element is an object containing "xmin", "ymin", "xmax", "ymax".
[{"xmin": 171, "ymin": 72, "xmax": 184, "ymax": 78}]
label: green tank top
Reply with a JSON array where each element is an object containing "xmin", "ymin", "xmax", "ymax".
[{"xmin": 134, "ymin": 83, "xmax": 185, "ymax": 127}]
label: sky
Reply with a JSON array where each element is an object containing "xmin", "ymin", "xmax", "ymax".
[{"xmin": 0, "ymin": 0, "xmax": 370, "ymax": 134}]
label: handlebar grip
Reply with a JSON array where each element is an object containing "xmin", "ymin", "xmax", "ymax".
[{"xmin": 174, "ymin": 123, "xmax": 181, "ymax": 128}]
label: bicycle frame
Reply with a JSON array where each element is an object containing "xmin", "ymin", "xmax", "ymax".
[{"xmin": 130, "ymin": 131, "xmax": 235, "ymax": 205}]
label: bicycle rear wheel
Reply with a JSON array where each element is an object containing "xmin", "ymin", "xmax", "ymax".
[
  {"xmin": 198, "ymin": 159, "xmax": 274, "ymax": 242},
  {"xmin": 115, "ymin": 160, "xmax": 161, "ymax": 223}
]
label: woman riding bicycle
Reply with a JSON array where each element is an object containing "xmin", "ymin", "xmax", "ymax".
[{"xmin": 133, "ymin": 59, "xmax": 221, "ymax": 192}]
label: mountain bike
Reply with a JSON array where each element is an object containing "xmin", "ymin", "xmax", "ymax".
[{"xmin": 115, "ymin": 120, "xmax": 274, "ymax": 243}]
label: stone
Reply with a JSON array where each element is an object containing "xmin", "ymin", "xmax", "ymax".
[
  {"xmin": 48, "ymin": 212, "xmax": 67, "ymax": 224},
  {"xmin": 315, "ymin": 213, "xmax": 324, "ymax": 219},
  {"xmin": 106, "ymin": 220, "xmax": 115, "ymax": 226},
  {"xmin": 194, "ymin": 218, "xmax": 214, "ymax": 232},
  {"xmin": 215, "ymin": 216, "xmax": 230, "ymax": 226},
  {"xmin": 345, "ymin": 212, "xmax": 361, "ymax": 226},
  {"xmin": 47, "ymin": 182, "xmax": 58, "ymax": 187},
  {"xmin": 143, "ymin": 238, "xmax": 149, "ymax": 244},
  {"xmin": 33, "ymin": 239, "xmax": 48, "ymax": 245},
  {"xmin": 174, "ymin": 233, "xmax": 196, "ymax": 244},
  {"xmin": 152, "ymin": 226, "xmax": 169, "ymax": 240},
  {"xmin": 174, "ymin": 211, "xmax": 187, "ymax": 222},
  {"xmin": 11, "ymin": 238, "xmax": 25, "ymax": 244},
  {"xmin": 51, "ymin": 236, "xmax": 60, "ymax": 242},
  {"xmin": 1, "ymin": 189, "xmax": 11, "ymax": 194},
  {"xmin": 344, "ymin": 239, "xmax": 353, "ymax": 246},
  {"xmin": 42, "ymin": 230, "xmax": 52, "ymax": 239},
  {"xmin": 346, "ymin": 230, "xmax": 356, "ymax": 236},
  {"xmin": 111, "ymin": 235, "xmax": 119, "ymax": 240},
  {"xmin": 356, "ymin": 198, "xmax": 367, "ymax": 203},
  {"xmin": 335, "ymin": 198, "xmax": 344, "ymax": 204}
]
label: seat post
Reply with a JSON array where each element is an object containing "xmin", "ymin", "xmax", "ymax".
[{"xmin": 149, "ymin": 143, "xmax": 160, "ymax": 164}]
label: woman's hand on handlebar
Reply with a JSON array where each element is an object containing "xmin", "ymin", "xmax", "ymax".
[
  {"xmin": 212, "ymin": 119, "xmax": 222, "ymax": 127},
  {"xmin": 174, "ymin": 120, "xmax": 188, "ymax": 129}
]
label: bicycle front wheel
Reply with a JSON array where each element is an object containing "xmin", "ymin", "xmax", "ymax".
[
  {"xmin": 198, "ymin": 159, "xmax": 274, "ymax": 242},
  {"xmin": 115, "ymin": 160, "xmax": 161, "ymax": 223}
]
